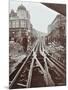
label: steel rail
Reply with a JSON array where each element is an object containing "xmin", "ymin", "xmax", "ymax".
[
  {"xmin": 9, "ymin": 40, "xmax": 39, "ymax": 89},
  {"xmin": 46, "ymin": 55, "xmax": 65, "ymax": 77},
  {"xmin": 26, "ymin": 57, "xmax": 35, "ymax": 88},
  {"xmin": 43, "ymin": 46, "xmax": 65, "ymax": 77},
  {"xmin": 43, "ymin": 41, "xmax": 65, "ymax": 67},
  {"xmin": 26, "ymin": 41, "xmax": 42, "ymax": 87},
  {"xmin": 41, "ymin": 40, "xmax": 65, "ymax": 77},
  {"xmin": 40, "ymin": 41, "xmax": 55, "ymax": 86},
  {"xmin": 33, "ymin": 40, "xmax": 54, "ymax": 86},
  {"xmin": 42, "ymin": 39, "xmax": 65, "ymax": 69},
  {"xmin": 35, "ymin": 56, "xmax": 49, "ymax": 86}
]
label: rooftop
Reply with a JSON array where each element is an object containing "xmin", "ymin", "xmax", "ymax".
[{"xmin": 17, "ymin": 4, "xmax": 26, "ymax": 11}]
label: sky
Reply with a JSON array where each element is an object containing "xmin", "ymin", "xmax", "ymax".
[{"xmin": 9, "ymin": 0, "xmax": 59, "ymax": 33}]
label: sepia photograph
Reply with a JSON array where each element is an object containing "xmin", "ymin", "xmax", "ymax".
[{"xmin": 9, "ymin": 0, "xmax": 66, "ymax": 89}]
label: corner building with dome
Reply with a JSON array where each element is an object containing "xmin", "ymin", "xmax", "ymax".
[{"xmin": 9, "ymin": 4, "xmax": 32, "ymax": 40}]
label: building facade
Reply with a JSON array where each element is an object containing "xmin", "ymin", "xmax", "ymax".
[
  {"xmin": 9, "ymin": 4, "xmax": 32, "ymax": 40},
  {"xmin": 47, "ymin": 14, "xmax": 66, "ymax": 46},
  {"xmin": 48, "ymin": 14, "xmax": 66, "ymax": 34}
]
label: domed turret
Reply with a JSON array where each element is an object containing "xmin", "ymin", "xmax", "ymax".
[
  {"xmin": 17, "ymin": 4, "xmax": 27, "ymax": 19},
  {"xmin": 17, "ymin": 4, "xmax": 26, "ymax": 11}
]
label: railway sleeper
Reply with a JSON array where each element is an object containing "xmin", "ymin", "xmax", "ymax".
[{"xmin": 16, "ymin": 83, "xmax": 27, "ymax": 88}]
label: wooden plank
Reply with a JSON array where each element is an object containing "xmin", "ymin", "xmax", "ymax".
[{"xmin": 17, "ymin": 83, "xmax": 27, "ymax": 87}]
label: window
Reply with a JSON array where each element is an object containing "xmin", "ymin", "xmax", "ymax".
[
  {"xmin": 20, "ymin": 20, "xmax": 27, "ymax": 28},
  {"xmin": 12, "ymin": 21, "xmax": 16, "ymax": 28},
  {"xmin": 16, "ymin": 20, "xmax": 19, "ymax": 28}
]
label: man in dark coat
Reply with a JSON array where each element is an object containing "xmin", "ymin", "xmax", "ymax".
[{"xmin": 23, "ymin": 36, "xmax": 28, "ymax": 52}]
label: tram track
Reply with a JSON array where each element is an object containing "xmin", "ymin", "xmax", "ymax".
[{"xmin": 9, "ymin": 38, "xmax": 66, "ymax": 89}]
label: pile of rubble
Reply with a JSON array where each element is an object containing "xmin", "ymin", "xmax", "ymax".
[
  {"xmin": 9, "ymin": 41, "xmax": 26, "ymax": 74},
  {"xmin": 46, "ymin": 42, "xmax": 66, "ymax": 64},
  {"xmin": 9, "ymin": 40, "xmax": 35, "ymax": 74}
]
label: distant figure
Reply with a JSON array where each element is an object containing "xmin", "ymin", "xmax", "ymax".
[
  {"xmin": 45, "ymin": 37, "xmax": 48, "ymax": 45},
  {"xmin": 23, "ymin": 36, "xmax": 28, "ymax": 52}
]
